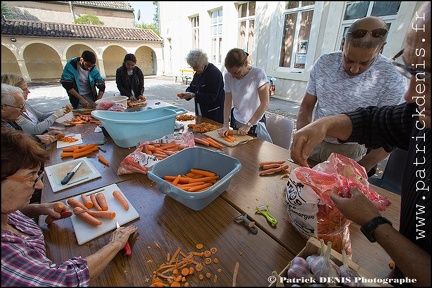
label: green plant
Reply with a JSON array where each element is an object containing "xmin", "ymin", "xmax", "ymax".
[{"xmin": 75, "ymin": 14, "xmax": 104, "ymax": 25}]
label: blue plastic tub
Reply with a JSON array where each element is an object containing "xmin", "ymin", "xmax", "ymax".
[
  {"xmin": 91, "ymin": 106, "xmax": 187, "ymax": 148},
  {"xmin": 147, "ymin": 147, "xmax": 242, "ymax": 211}
]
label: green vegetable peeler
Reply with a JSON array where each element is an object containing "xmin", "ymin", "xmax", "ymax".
[{"xmin": 255, "ymin": 204, "xmax": 278, "ymax": 226}]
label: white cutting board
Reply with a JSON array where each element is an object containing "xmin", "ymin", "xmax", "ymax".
[
  {"xmin": 56, "ymin": 133, "xmax": 83, "ymax": 148},
  {"xmin": 68, "ymin": 184, "xmax": 140, "ymax": 245},
  {"xmin": 44, "ymin": 157, "xmax": 101, "ymax": 193}
]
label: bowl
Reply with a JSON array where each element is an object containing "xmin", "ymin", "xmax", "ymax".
[{"xmin": 147, "ymin": 147, "xmax": 242, "ymax": 211}]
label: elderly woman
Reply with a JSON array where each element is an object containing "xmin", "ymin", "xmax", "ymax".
[
  {"xmin": 178, "ymin": 49, "xmax": 225, "ymax": 123},
  {"xmin": 1, "ymin": 73, "xmax": 70, "ymax": 137},
  {"xmin": 1, "ymin": 127, "xmax": 138, "ymax": 286}
]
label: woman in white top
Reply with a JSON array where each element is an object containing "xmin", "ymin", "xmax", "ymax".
[
  {"xmin": 219, "ymin": 48, "xmax": 272, "ymax": 141},
  {"xmin": 1, "ymin": 74, "xmax": 70, "ymax": 137}
]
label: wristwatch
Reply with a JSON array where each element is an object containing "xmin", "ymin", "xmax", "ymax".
[
  {"xmin": 246, "ymin": 121, "xmax": 252, "ymax": 127},
  {"xmin": 360, "ymin": 216, "xmax": 392, "ymax": 242}
]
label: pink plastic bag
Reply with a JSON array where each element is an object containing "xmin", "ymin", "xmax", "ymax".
[{"xmin": 286, "ymin": 153, "xmax": 392, "ymax": 256}]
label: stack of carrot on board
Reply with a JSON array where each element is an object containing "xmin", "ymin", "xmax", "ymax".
[
  {"xmin": 60, "ymin": 143, "xmax": 99, "ymax": 159},
  {"xmin": 64, "ymin": 113, "xmax": 101, "ymax": 125},
  {"xmin": 194, "ymin": 137, "xmax": 225, "ymax": 149},
  {"xmin": 163, "ymin": 168, "xmax": 219, "ymax": 192},
  {"xmin": 140, "ymin": 142, "xmax": 188, "ymax": 160},
  {"xmin": 66, "ymin": 190, "xmax": 129, "ymax": 226}
]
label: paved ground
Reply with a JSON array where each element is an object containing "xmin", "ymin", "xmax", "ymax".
[{"xmin": 26, "ymin": 75, "xmax": 385, "ymax": 179}]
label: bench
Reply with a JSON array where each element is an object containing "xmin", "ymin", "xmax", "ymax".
[{"xmin": 175, "ymin": 69, "xmax": 194, "ymax": 85}]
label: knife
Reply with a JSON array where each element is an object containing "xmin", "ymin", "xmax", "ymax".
[
  {"xmin": 116, "ymin": 221, "xmax": 132, "ymax": 256},
  {"xmin": 61, "ymin": 162, "xmax": 82, "ymax": 185}
]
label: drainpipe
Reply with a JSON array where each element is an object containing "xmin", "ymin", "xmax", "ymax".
[{"xmin": 69, "ymin": 1, "xmax": 76, "ymax": 22}]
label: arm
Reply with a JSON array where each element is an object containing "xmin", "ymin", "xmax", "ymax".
[
  {"xmin": 116, "ymin": 68, "xmax": 131, "ymax": 97},
  {"xmin": 237, "ymin": 83, "xmax": 269, "ymax": 136},
  {"xmin": 357, "ymin": 147, "xmax": 390, "ymax": 173},
  {"xmin": 220, "ymin": 92, "xmax": 233, "ymax": 135},
  {"xmin": 291, "ymin": 114, "xmax": 353, "ymax": 166},
  {"xmin": 16, "ymin": 114, "xmax": 57, "ymax": 136},
  {"xmin": 137, "ymin": 67, "xmax": 145, "ymax": 98},
  {"xmin": 19, "ymin": 202, "xmax": 68, "ymax": 219},
  {"xmin": 296, "ymin": 93, "xmax": 317, "ymax": 130},
  {"xmin": 330, "ymin": 188, "xmax": 430, "ymax": 287}
]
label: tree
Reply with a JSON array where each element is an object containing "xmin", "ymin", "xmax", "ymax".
[{"xmin": 75, "ymin": 14, "xmax": 104, "ymax": 25}]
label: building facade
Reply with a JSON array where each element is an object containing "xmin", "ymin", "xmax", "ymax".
[{"xmin": 158, "ymin": 1, "xmax": 423, "ymax": 102}]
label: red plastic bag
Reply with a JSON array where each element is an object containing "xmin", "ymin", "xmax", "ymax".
[{"xmin": 286, "ymin": 153, "xmax": 391, "ymax": 256}]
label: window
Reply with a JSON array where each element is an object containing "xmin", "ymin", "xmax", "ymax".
[
  {"xmin": 279, "ymin": 1, "xmax": 315, "ymax": 70},
  {"xmin": 210, "ymin": 9, "xmax": 223, "ymax": 65},
  {"xmin": 191, "ymin": 16, "xmax": 199, "ymax": 49},
  {"xmin": 237, "ymin": 2, "xmax": 255, "ymax": 54},
  {"xmin": 338, "ymin": 1, "xmax": 401, "ymax": 50}
]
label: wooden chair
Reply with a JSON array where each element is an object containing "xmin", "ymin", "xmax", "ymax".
[
  {"xmin": 265, "ymin": 113, "xmax": 295, "ymax": 150},
  {"xmin": 368, "ymin": 148, "xmax": 408, "ymax": 195}
]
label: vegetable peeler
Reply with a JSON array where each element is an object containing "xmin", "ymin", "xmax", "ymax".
[
  {"xmin": 255, "ymin": 204, "xmax": 278, "ymax": 226},
  {"xmin": 233, "ymin": 213, "xmax": 258, "ymax": 234}
]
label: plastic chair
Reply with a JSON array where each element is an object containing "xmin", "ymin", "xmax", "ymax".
[
  {"xmin": 368, "ymin": 148, "xmax": 408, "ymax": 195},
  {"xmin": 265, "ymin": 113, "xmax": 295, "ymax": 149}
]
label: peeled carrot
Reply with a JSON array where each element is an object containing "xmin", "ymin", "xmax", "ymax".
[
  {"xmin": 186, "ymin": 182, "xmax": 213, "ymax": 192},
  {"xmin": 97, "ymin": 154, "xmax": 109, "ymax": 166},
  {"xmin": 67, "ymin": 198, "xmax": 88, "ymax": 210},
  {"xmin": 73, "ymin": 143, "xmax": 98, "ymax": 154},
  {"xmin": 87, "ymin": 210, "xmax": 116, "ymax": 219},
  {"xmin": 188, "ymin": 175, "xmax": 219, "ymax": 183},
  {"xmin": 90, "ymin": 193, "xmax": 103, "ymax": 211},
  {"xmin": 73, "ymin": 207, "xmax": 102, "ymax": 226},
  {"xmin": 96, "ymin": 192, "xmax": 108, "ymax": 211},
  {"xmin": 81, "ymin": 194, "xmax": 94, "ymax": 209},
  {"xmin": 259, "ymin": 161, "xmax": 286, "ymax": 168},
  {"xmin": 60, "ymin": 152, "xmax": 74, "ymax": 158},
  {"xmin": 73, "ymin": 146, "xmax": 98, "ymax": 158},
  {"xmin": 172, "ymin": 174, "xmax": 182, "ymax": 186},
  {"xmin": 45, "ymin": 203, "xmax": 72, "ymax": 224},
  {"xmin": 62, "ymin": 146, "xmax": 81, "ymax": 152},
  {"xmin": 194, "ymin": 137, "xmax": 210, "ymax": 146},
  {"xmin": 190, "ymin": 168, "xmax": 217, "ymax": 177},
  {"xmin": 112, "ymin": 190, "xmax": 129, "ymax": 211}
]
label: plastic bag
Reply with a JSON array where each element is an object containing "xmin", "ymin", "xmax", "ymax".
[
  {"xmin": 96, "ymin": 100, "xmax": 115, "ymax": 110},
  {"xmin": 285, "ymin": 153, "xmax": 392, "ymax": 256},
  {"xmin": 117, "ymin": 131, "xmax": 195, "ymax": 175},
  {"xmin": 108, "ymin": 103, "xmax": 126, "ymax": 112}
]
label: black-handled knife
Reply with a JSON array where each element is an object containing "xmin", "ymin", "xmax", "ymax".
[{"xmin": 61, "ymin": 162, "xmax": 82, "ymax": 185}]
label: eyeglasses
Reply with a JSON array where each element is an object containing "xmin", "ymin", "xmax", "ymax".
[
  {"xmin": 3, "ymin": 103, "xmax": 25, "ymax": 111},
  {"xmin": 347, "ymin": 28, "xmax": 388, "ymax": 38},
  {"xmin": 391, "ymin": 49, "xmax": 431, "ymax": 80},
  {"xmin": 6, "ymin": 171, "xmax": 44, "ymax": 188}
]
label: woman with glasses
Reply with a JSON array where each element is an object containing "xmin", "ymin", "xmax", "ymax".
[
  {"xmin": 219, "ymin": 48, "xmax": 272, "ymax": 142},
  {"xmin": 1, "ymin": 127, "xmax": 138, "ymax": 286},
  {"xmin": 1, "ymin": 73, "xmax": 71, "ymax": 137},
  {"xmin": 296, "ymin": 16, "xmax": 408, "ymax": 176}
]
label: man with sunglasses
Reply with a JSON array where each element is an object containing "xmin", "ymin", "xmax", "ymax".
[
  {"xmin": 291, "ymin": 2, "xmax": 430, "ymax": 285},
  {"xmin": 297, "ymin": 16, "xmax": 407, "ymax": 176},
  {"xmin": 61, "ymin": 50, "xmax": 106, "ymax": 109}
]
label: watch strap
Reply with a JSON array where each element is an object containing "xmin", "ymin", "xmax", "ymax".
[
  {"xmin": 360, "ymin": 216, "xmax": 392, "ymax": 242},
  {"xmin": 246, "ymin": 121, "xmax": 252, "ymax": 127}
]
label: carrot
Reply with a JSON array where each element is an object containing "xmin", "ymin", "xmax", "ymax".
[
  {"xmin": 262, "ymin": 163, "xmax": 284, "ymax": 170},
  {"xmin": 172, "ymin": 174, "xmax": 181, "ymax": 186},
  {"xmin": 164, "ymin": 175, "xmax": 191, "ymax": 183},
  {"xmin": 60, "ymin": 152, "xmax": 74, "ymax": 158},
  {"xmin": 45, "ymin": 203, "xmax": 72, "ymax": 224},
  {"xmin": 259, "ymin": 161, "xmax": 285, "ymax": 168},
  {"xmin": 81, "ymin": 194, "xmax": 94, "ymax": 209},
  {"xmin": 73, "ymin": 146, "xmax": 98, "ymax": 158},
  {"xmin": 67, "ymin": 198, "xmax": 88, "ymax": 210},
  {"xmin": 90, "ymin": 193, "xmax": 102, "ymax": 211},
  {"xmin": 73, "ymin": 143, "xmax": 98, "ymax": 154},
  {"xmin": 61, "ymin": 146, "xmax": 81, "ymax": 152},
  {"xmin": 97, "ymin": 154, "xmax": 110, "ymax": 166},
  {"xmin": 73, "ymin": 207, "xmax": 102, "ymax": 226},
  {"xmin": 96, "ymin": 192, "xmax": 108, "ymax": 211},
  {"xmin": 194, "ymin": 137, "xmax": 210, "ymax": 146},
  {"xmin": 87, "ymin": 210, "xmax": 116, "ymax": 219},
  {"xmin": 186, "ymin": 182, "xmax": 213, "ymax": 192},
  {"xmin": 159, "ymin": 142, "xmax": 179, "ymax": 150},
  {"xmin": 190, "ymin": 168, "xmax": 217, "ymax": 177},
  {"xmin": 112, "ymin": 190, "xmax": 129, "ymax": 211},
  {"xmin": 205, "ymin": 137, "xmax": 223, "ymax": 149},
  {"xmin": 259, "ymin": 164, "xmax": 289, "ymax": 176},
  {"xmin": 188, "ymin": 175, "xmax": 219, "ymax": 183}
]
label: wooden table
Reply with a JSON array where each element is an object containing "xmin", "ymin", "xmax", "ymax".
[{"xmin": 40, "ymin": 114, "xmax": 402, "ymax": 285}]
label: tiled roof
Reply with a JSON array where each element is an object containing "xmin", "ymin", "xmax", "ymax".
[
  {"xmin": 1, "ymin": 19, "xmax": 163, "ymax": 42},
  {"xmin": 46, "ymin": 1, "xmax": 133, "ymax": 11}
]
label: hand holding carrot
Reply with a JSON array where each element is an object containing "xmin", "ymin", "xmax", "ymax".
[{"xmin": 109, "ymin": 224, "xmax": 138, "ymax": 251}]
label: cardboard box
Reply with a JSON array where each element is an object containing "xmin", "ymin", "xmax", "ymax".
[{"xmin": 269, "ymin": 237, "xmax": 392, "ymax": 287}]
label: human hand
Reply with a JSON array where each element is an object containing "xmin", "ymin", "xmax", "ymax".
[
  {"xmin": 183, "ymin": 92, "xmax": 194, "ymax": 100},
  {"xmin": 53, "ymin": 107, "xmax": 67, "ymax": 118},
  {"xmin": 45, "ymin": 202, "xmax": 72, "ymax": 224},
  {"xmin": 36, "ymin": 134, "xmax": 57, "ymax": 145},
  {"xmin": 110, "ymin": 225, "xmax": 138, "ymax": 250},
  {"xmin": 80, "ymin": 99, "xmax": 90, "ymax": 108},
  {"xmin": 64, "ymin": 103, "xmax": 73, "ymax": 113},
  {"xmin": 330, "ymin": 187, "xmax": 381, "ymax": 226},
  {"xmin": 290, "ymin": 123, "xmax": 327, "ymax": 167},
  {"xmin": 218, "ymin": 127, "xmax": 230, "ymax": 137},
  {"xmin": 238, "ymin": 125, "xmax": 250, "ymax": 136},
  {"xmin": 130, "ymin": 96, "xmax": 138, "ymax": 101}
]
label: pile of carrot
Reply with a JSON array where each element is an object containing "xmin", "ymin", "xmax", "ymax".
[
  {"xmin": 259, "ymin": 160, "xmax": 290, "ymax": 176},
  {"xmin": 194, "ymin": 137, "xmax": 224, "ymax": 149},
  {"xmin": 187, "ymin": 123, "xmax": 221, "ymax": 133},
  {"xmin": 64, "ymin": 113, "xmax": 101, "ymax": 125},
  {"xmin": 150, "ymin": 244, "xmax": 220, "ymax": 287},
  {"xmin": 60, "ymin": 143, "xmax": 99, "ymax": 159},
  {"xmin": 140, "ymin": 141, "xmax": 188, "ymax": 160},
  {"xmin": 57, "ymin": 135, "xmax": 79, "ymax": 142},
  {"xmin": 163, "ymin": 168, "xmax": 220, "ymax": 192},
  {"xmin": 65, "ymin": 190, "xmax": 129, "ymax": 226}
]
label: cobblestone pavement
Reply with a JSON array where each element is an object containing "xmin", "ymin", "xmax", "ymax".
[{"xmin": 27, "ymin": 75, "xmax": 385, "ymax": 179}]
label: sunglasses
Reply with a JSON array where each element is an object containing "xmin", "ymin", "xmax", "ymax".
[
  {"xmin": 348, "ymin": 28, "xmax": 388, "ymax": 38},
  {"xmin": 391, "ymin": 49, "xmax": 431, "ymax": 80}
]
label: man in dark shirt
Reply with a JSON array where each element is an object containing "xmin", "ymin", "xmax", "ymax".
[{"xmin": 290, "ymin": 2, "xmax": 430, "ymax": 286}]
